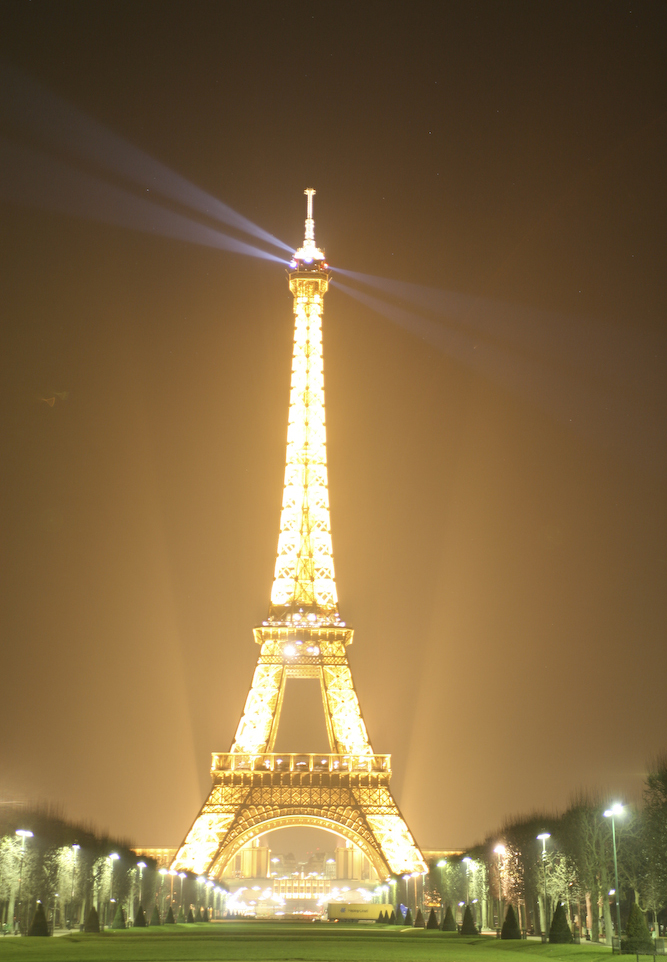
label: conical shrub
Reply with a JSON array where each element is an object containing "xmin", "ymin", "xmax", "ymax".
[
  {"xmin": 165, "ymin": 905, "xmax": 175, "ymax": 924},
  {"xmin": 404, "ymin": 907, "xmax": 413, "ymax": 925},
  {"xmin": 186, "ymin": 908, "xmax": 195, "ymax": 923},
  {"xmin": 134, "ymin": 904, "xmax": 147, "ymax": 927},
  {"xmin": 501, "ymin": 904, "xmax": 521, "ymax": 940},
  {"xmin": 461, "ymin": 904, "xmax": 478, "ymax": 935},
  {"xmin": 441, "ymin": 905, "xmax": 457, "ymax": 931},
  {"xmin": 150, "ymin": 904, "xmax": 161, "ymax": 926},
  {"xmin": 28, "ymin": 902, "xmax": 49, "ymax": 936},
  {"xmin": 414, "ymin": 908, "xmax": 425, "ymax": 928},
  {"xmin": 393, "ymin": 906, "xmax": 403, "ymax": 924},
  {"xmin": 426, "ymin": 908, "xmax": 439, "ymax": 929},
  {"xmin": 202, "ymin": 906, "xmax": 209, "ymax": 922},
  {"xmin": 623, "ymin": 903, "xmax": 652, "ymax": 954},
  {"xmin": 376, "ymin": 910, "xmax": 384, "ymax": 923},
  {"xmin": 111, "ymin": 903, "xmax": 126, "ymax": 929},
  {"xmin": 549, "ymin": 901, "xmax": 572, "ymax": 944},
  {"xmin": 84, "ymin": 906, "xmax": 100, "ymax": 933},
  {"xmin": 177, "ymin": 906, "xmax": 185, "ymax": 922},
  {"xmin": 388, "ymin": 909, "xmax": 396, "ymax": 924}
]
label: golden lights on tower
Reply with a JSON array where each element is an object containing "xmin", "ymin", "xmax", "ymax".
[{"xmin": 170, "ymin": 191, "xmax": 426, "ymax": 881}]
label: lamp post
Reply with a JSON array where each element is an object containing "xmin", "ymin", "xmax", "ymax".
[
  {"xmin": 462, "ymin": 857, "xmax": 472, "ymax": 904},
  {"xmin": 168, "ymin": 869, "xmax": 176, "ymax": 911},
  {"xmin": 15, "ymin": 829, "xmax": 33, "ymax": 933},
  {"xmin": 537, "ymin": 833, "xmax": 551, "ymax": 938},
  {"xmin": 179, "ymin": 872, "xmax": 186, "ymax": 916},
  {"xmin": 437, "ymin": 860, "xmax": 447, "ymax": 920},
  {"xmin": 108, "ymin": 853, "xmax": 120, "ymax": 926},
  {"xmin": 494, "ymin": 845, "xmax": 505, "ymax": 930},
  {"xmin": 159, "ymin": 868, "xmax": 167, "ymax": 915},
  {"xmin": 70, "ymin": 844, "xmax": 80, "ymax": 924},
  {"xmin": 137, "ymin": 861, "xmax": 146, "ymax": 917},
  {"xmin": 604, "ymin": 804, "xmax": 624, "ymax": 941}
]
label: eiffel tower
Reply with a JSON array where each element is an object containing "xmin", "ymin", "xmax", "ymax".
[{"xmin": 172, "ymin": 190, "xmax": 426, "ymax": 881}]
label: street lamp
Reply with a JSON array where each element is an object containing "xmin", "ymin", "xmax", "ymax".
[
  {"xmin": 537, "ymin": 833, "xmax": 551, "ymax": 937},
  {"xmin": 108, "ymin": 853, "xmax": 120, "ymax": 924},
  {"xmin": 137, "ymin": 861, "xmax": 146, "ymax": 913},
  {"xmin": 604, "ymin": 803, "xmax": 624, "ymax": 941},
  {"xmin": 70, "ymin": 844, "xmax": 80, "ymax": 926},
  {"xmin": 462, "ymin": 857, "xmax": 473, "ymax": 904},
  {"xmin": 494, "ymin": 844, "xmax": 505, "ymax": 929},
  {"xmin": 179, "ymin": 872, "xmax": 186, "ymax": 914},
  {"xmin": 15, "ymin": 829, "xmax": 33, "ymax": 932}
]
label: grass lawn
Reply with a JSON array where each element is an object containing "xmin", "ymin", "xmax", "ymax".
[{"xmin": 0, "ymin": 923, "xmax": 615, "ymax": 962}]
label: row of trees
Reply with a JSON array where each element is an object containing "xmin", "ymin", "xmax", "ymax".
[
  {"xmin": 421, "ymin": 756, "xmax": 667, "ymax": 942},
  {"xmin": 0, "ymin": 804, "xmax": 224, "ymax": 933}
]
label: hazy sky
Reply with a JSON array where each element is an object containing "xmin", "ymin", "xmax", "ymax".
[{"xmin": 0, "ymin": 1, "xmax": 665, "ymax": 853}]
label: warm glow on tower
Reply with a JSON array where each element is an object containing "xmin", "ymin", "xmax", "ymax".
[
  {"xmin": 269, "ymin": 193, "xmax": 338, "ymax": 624},
  {"xmin": 171, "ymin": 191, "xmax": 426, "ymax": 881}
]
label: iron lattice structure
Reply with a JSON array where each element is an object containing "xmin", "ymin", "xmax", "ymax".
[{"xmin": 172, "ymin": 190, "xmax": 426, "ymax": 880}]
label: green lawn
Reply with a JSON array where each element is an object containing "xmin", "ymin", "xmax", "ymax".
[{"xmin": 0, "ymin": 923, "xmax": 615, "ymax": 962}]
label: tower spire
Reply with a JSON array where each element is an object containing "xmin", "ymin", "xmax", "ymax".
[{"xmin": 270, "ymin": 189, "xmax": 336, "ymax": 625}]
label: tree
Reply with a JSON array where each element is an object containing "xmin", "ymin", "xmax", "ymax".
[
  {"xmin": 150, "ymin": 904, "xmax": 161, "ymax": 925},
  {"xmin": 388, "ymin": 909, "xmax": 396, "ymax": 923},
  {"xmin": 441, "ymin": 905, "xmax": 457, "ymax": 931},
  {"xmin": 28, "ymin": 902, "xmax": 49, "ymax": 936},
  {"xmin": 134, "ymin": 904, "xmax": 147, "ymax": 927},
  {"xmin": 186, "ymin": 907, "xmax": 195, "ymax": 923},
  {"xmin": 111, "ymin": 903, "xmax": 126, "ymax": 928},
  {"xmin": 501, "ymin": 904, "xmax": 521, "ymax": 939},
  {"xmin": 404, "ymin": 907, "xmax": 413, "ymax": 925},
  {"xmin": 165, "ymin": 905, "xmax": 175, "ymax": 924},
  {"xmin": 549, "ymin": 901, "xmax": 573, "ymax": 943},
  {"xmin": 623, "ymin": 903, "xmax": 653, "ymax": 954},
  {"xmin": 414, "ymin": 907, "xmax": 425, "ymax": 927},
  {"xmin": 461, "ymin": 904, "xmax": 478, "ymax": 935},
  {"xmin": 426, "ymin": 908, "xmax": 439, "ymax": 929}
]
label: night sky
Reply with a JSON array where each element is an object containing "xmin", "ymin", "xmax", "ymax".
[{"xmin": 1, "ymin": 1, "xmax": 665, "ymax": 854}]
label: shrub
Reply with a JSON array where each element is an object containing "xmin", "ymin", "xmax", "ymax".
[
  {"xmin": 549, "ymin": 901, "xmax": 573, "ymax": 944},
  {"xmin": 84, "ymin": 906, "xmax": 100, "ymax": 933},
  {"xmin": 376, "ymin": 910, "xmax": 385, "ymax": 923},
  {"xmin": 150, "ymin": 904, "xmax": 161, "ymax": 926},
  {"xmin": 461, "ymin": 904, "xmax": 478, "ymax": 935},
  {"xmin": 393, "ymin": 907, "xmax": 403, "ymax": 924},
  {"xmin": 404, "ymin": 907, "xmax": 413, "ymax": 925},
  {"xmin": 177, "ymin": 906, "xmax": 185, "ymax": 922},
  {"xmin": 111, "ymin": 903, "xmax": 126, "ymax": 929},
  {"xmin": 414, "ymin": 908, "xmax": 425, "ymax": 928},
  {"xmin": 186, "ymin": 908, "xmax": 195, "ymax": 924},
  {"xmin": 501, "ymin": 904, "xmax": 521, "ymax": 940},
  {"xmin": 388, "ymin": 909, "xmax": 396, "ymax": 924},
  {"xmin": 623, "ymin": 904, "xmax": 653, "ymax": 954},
  {"xmin": 441, "ymin": 905, "xmax": 457, "ymax": 931},
  {"xmin": 28, "ymin": 902, "xmax": 49, "ymax": 937},
  {"xmin": 165, "ymin": 906, "xmax": 175, "ymax": 924},
  {"xmin": 134, "ymin": 904, "xmax": 147, "ymax": 927},
  {"xmin": 426, "ymin": 908, "xmax": 439, "ymax": 929},
  {"xmin": 202, "ymin": 907, "xmax": 209, "ymax": 922}
]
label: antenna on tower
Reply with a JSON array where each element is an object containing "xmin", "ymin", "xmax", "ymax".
[{"xmin": 304, "ymin": 188, "xmax": 316, "ymax": 243}]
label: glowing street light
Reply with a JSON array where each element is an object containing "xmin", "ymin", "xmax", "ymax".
[
  {"xmin": 537, "ymin": 834, "xmax": 551, "ymax": 937},
  {"xmin": 494, "ymin": 844, "xmax": 505, "ymax": 929},
  {"xmin": 462, "ymin": 857, "xmax": 473, "ymax": 904},
  {"xmin": 178, "ymin": 872, "xmax": 186, "ymax": 912},
  {"xmin": 16, "ymin": 829, "xmax": 34, "ymax": 930},
  {"xmin": 604, "ymin": 803, "xmax": 624, "ymax": 940}
]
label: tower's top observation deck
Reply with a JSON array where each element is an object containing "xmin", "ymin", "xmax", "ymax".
[{"xmin": 289, "ymin": 188, "xmax": 329, "ymax": 274}]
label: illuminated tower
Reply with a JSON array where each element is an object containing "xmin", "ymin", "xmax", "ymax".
[{"xmin": 172, "ymin": 190, "xmax": 426, "ymax": 880}]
